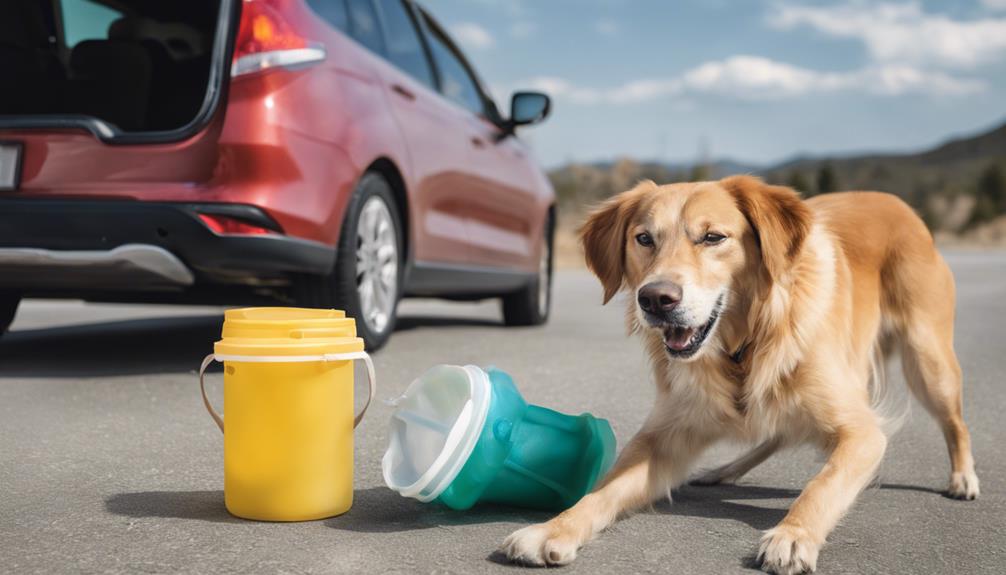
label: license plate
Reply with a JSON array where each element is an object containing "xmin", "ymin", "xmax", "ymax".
[{"xmin": 0, "ymin": 142, "xmax": 23, "ymax": 191}]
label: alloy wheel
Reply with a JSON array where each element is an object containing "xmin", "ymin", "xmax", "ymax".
[{"xmin": 355, "ymin": 196, "xmax": 398, "ymax": 334}]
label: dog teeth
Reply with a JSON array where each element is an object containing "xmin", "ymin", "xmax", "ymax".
[{"xmin": 666, "ymin": 326, "xmax": 696, "ymax": 350}]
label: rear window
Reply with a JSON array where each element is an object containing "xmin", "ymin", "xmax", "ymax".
[
  {"xmin": 376, "ymin": 0, "xmax": 434, "ymax": 89},
  {"xmin": 61, "ymin": 0, "xmax": 123, "ymax": 48},
  {"xmin": 347, "ymin": 0, "xmax": 384, "ymax": 53},
  {"xmin": 306, "ymin": 0, "xmax": 349, "ymax": 32},
  {"xmin": 2, "ymin": 0, "xmax": 223, "ymax": 133}
]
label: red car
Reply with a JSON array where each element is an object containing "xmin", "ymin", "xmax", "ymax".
[{"xmin": 0, "ymin": 0, "xmax": 555, "ymax": 349}]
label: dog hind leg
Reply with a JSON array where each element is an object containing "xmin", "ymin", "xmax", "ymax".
[
  {"xmin": 900, "ymin": 326, "xmax": 979, "ymax": 499},
  {"xmin": 690, "ymin": 438, "xmax": 782, "ymax": 486},
  {"xmin": 890, "ymin": 251, "xmax": 979, "ymax": 500}
]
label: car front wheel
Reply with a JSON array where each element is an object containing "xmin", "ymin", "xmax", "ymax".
[
  {"xmin": 502, "ymin": 213, "xmax": 553, "ymax": 326},
  {"xmin": 295, "ymin": 173, "xmax": 402, "ymax": 350}
]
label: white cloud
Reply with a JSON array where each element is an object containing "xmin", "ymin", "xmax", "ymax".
[
  {"xmin": 608, "ymin": 79, "xmax": 682, "ymax": 103},
  {"xmin": 522, "ymin": 77, "xmax": 604, "ymax": 105},
  {"xmin": 679, "ymin": 56, "xmax": 983, "ymax": 98},
  {"xmin": 595, "ymin": 19, "xmax": 620, "ymax": 37},
  {"xmin": 449, "ymin": 23, "xmax": 495, "ymax": 50},
  {"xmin": 516, "ymin": 55, "xmax": 984, "ymax": 106},
  {"xmin": 770, "ymin": 1, "xmax": 1006, "ymax": 68},
  {"xmin": 681, "ymin": 56, "xmax": 829, "ymax": 99}
]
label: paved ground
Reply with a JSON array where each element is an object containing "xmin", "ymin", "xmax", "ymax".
[{"xmin": 2, "ymin": 252, "xmax": 1005, "ymax": 574}]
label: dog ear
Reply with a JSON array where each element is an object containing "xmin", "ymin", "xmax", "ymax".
[
  {"xmin": 721, "ymin": 175, "xmax": 812, "ymax": 283},
  {"xmin": 579, "ymin": 181, "xmax": 653, "ymax": 304}
]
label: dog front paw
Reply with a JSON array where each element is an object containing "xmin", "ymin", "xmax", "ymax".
[
  {"xmin": 501, "ymin": 522, "xmax": 580, "ymax": 567},
  {"xmin": 758, "ymin": 524, "xmax": 821, "ymax": 575},
  {"xmin": 947, "ymin": 470, "xmax": 980, "ymax": 500}
]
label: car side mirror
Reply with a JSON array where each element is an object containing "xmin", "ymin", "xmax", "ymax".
[
  {"xmin": 511, "ymin": 91, "xmax": 550, "ymax": 126},
  {"xmin": 498, "ymin": 92, "xmax": 550, "ymax": 140}
]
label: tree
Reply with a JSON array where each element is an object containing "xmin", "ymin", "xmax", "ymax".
[
  {"xmin": 689, "ymin": 163, "xmax": 711, "ymax": 181},
  {"xmin": 816, "ymin": 163, "xmax": 839, "ymax": 194},
  {"xmin": 978, "ymin": 164, "xmax": 1006, "ymax": 212},
  {"xmin": 786, "ymin": 170, "xmax": 813, "ymax": 196},
  {"xmin": 970, "ymin": 164, "xmax": 1006, "ymax": 225}
]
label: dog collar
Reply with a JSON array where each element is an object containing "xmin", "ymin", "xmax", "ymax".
[{"xmin": 730, "ymin": 342, "xmax": 748, "ymax": 364}]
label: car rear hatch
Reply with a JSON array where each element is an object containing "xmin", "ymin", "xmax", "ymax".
[
  {"xmin": 0, "ymin": 0, "xmax": 339, "ymax": 294},
  {"xmin": 0, "ymin": 0, "xmax": 238, "ymax": 142}
]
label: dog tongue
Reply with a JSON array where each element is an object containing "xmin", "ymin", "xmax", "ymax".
[{"xmin": 666, "ymin": 327, "xmax": 696, "ymax": 351}]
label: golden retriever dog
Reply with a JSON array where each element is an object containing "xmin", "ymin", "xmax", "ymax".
[{"xmin": 501, "ymin": 176, "xmax": 979, "ymax": 574}]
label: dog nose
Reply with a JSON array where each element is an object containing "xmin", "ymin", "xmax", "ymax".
[{"xmin": 637, "ymin": 281, "xmax": 683, "ymax": 315}]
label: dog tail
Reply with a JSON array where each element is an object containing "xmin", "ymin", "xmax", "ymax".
[{"xmin": 869, "ymin": 335, "xmax": 911, "ymax": 438}]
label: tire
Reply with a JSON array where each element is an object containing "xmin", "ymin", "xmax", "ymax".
[
  {"xmin": 0, "ymin": 291, "xmax": 21, "ymax": 338},
  {"xmin": 502, "ymin": 212, "xmax": 553, "ymax": 326},
  {"xmin": 295, "ymin": 173, "xmax": 403, "ymax": 351}
]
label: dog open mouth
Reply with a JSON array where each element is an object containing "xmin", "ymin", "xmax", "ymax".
[{"xmin": 662, "ymin": 295, "xmax": 725, "ymax": 358}]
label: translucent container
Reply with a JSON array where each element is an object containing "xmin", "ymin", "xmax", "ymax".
[{"xmin": 383, "ymin": 365, "xmax": 615, "ymax": 511}]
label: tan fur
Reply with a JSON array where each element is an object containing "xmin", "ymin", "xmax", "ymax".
[{"xmin": 502, "ymin": 176, "xmax": 979, "ymax": 575}]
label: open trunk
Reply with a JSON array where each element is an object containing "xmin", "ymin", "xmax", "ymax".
[{"xmin": 0, "ymin": 0, "xmax": 235, "ymax": 140}]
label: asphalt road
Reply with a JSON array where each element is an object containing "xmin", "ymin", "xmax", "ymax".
[{"xmin": 2, "ymin": 252, "xmax": 1004, "ymax": 574}]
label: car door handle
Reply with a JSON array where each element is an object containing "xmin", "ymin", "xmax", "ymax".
[{"xmin": 390, "ymin": 84, "xmax": 416, "ymax": 101}]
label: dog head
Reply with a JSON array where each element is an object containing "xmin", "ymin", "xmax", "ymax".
[{"xmin": 579, "ymin": 176, "xmax": 811, "ymax": 361}]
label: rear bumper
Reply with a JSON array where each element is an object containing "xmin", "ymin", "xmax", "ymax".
[
  {"xmin": 0, "ymin": 244, "xmax": 195, "ymax": 290},
  {"xmin": 0, "ymin": 199, "xmax": 335, "ymax": 292}
]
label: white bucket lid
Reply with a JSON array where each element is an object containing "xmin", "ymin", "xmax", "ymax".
[{"xmin": 382, "ymin": 365, "xmax": 491, "ymax": 502}]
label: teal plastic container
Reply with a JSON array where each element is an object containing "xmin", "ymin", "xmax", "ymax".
[{"xmin": 382, "ymin": 365, "xmax": 616, "ymax": 511}]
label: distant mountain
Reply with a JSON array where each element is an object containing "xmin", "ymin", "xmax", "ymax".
[
  {"xmin": 761, "ymin": 121, "xmax": 1006, "ymax": 203},
  {"xmin": 548, "ymin": 158, "xmax": 762, "ymax": 210},
  {"xmin": 549, "ymin": 119, "xmax": 1006, "ymax": 232}
]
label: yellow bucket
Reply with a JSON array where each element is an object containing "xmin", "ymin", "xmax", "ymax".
[{"xmin": 198, "ymin": 307, "xmax": 376, "ymax": 521}]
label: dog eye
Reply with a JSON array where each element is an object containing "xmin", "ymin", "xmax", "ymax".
[
  {"xmin": 702, "ymin": 232, "xmax": 726, "ymax": 245},
  {"xmin": 635, "ymin": 232, "xmax": 655, "ymax": 247}
]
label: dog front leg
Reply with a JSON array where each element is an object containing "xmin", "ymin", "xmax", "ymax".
[
  {"xmin": 759, "ymin": 423, "xmax": 887, "ymax": 575},
  {"xmin": 501, "ymin": 429, "xmax": 705, "ymax": 566}
]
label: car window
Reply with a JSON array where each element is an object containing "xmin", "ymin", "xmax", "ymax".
[
  {"xmin": 420, "ymin": 13, "xmax": 485, "ymax": 116},
  {"xmin": 60, "ymin": 0, "xmax": 124, "ymax": 49},
  {"xmin": 376, "ymin": 0, "xmax": 434, "ymax": 89},
  {"xmin": 346, "ymin": 0, "xmax": 384, "ymax": 53},
  {"xmin": 306, "ymin": 0, "xmax": 349, "ymax": 32}
]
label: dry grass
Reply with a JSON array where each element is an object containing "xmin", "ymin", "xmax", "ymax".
[
  {"xmin": 935, "ymin": 215, "xmax": 1006, "ymax": 248},
  {"xmin": 555, "ymin": 213, "xmax": 586, "ymax": 269}
]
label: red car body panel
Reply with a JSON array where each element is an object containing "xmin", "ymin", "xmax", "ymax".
[{"xmin": 1, "ymin": 0, "xmax": 553, "ymax": 285}]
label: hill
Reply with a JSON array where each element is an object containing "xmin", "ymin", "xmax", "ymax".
[
  {"xmin": 761, "ymin": 121, "xmax": 1006, "ymax": 230},
  {"xmin": 549, "ymin": 119, "xmax": 1006, "ymax": 233}
]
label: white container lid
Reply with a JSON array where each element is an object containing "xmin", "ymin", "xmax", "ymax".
[{"xmin": 382, "ymin": 365, "xmax": 491, "ymax": 502}]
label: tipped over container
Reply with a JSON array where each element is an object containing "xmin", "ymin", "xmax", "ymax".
[{"xmin": 382, "ymin": 365, "xmax": 616, "ymax": 511}]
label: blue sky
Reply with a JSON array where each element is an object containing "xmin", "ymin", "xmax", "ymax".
[{"xmin": 424, "ymin": 0, "xmax": 1006, "ymax": 168}]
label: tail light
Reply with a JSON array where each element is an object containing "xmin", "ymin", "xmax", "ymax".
[
  {"xmin": 199, "ymin": 213, "xmax": 277, "ymax": 236},
  {"xmin": 232, "ymin": 0, "xmax": 326, "ymax": 77}
]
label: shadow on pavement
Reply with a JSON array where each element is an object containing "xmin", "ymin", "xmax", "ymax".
[
  {"xmin": 657, "ymin": 484, "xmax": 801, "ymax": 531},
  {"xmin": 395, "ymin": 315, "xmax": 501, "ymax": 331},
  {"xmin": 876, "ymin": 483, "xmax": 948, "ymax": 497},
  {"xmin": 105, "ymin": 490, "xmax": 243, "ymax": 524},
  {"xmin": 0, "ymin": 313, "xmax": 502, "ymax": 378},
  {"xmin": 106, "ymin": 486, "xmax": 549, "ymax": 530},
  {"xmin": 0, "ymin": 315, "xmax": 222, "ymax": 378},
  {"xmin": 326, "ymin": 487, "xmax": 551, "ymax": 533},
  {"xmin": 485, "ymin": 484, "xmax": 801, "ymax": 569}
]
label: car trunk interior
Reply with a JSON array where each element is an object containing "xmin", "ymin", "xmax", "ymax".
[{"xmin": 0, "ymin": 0, "xmax": 224, "ymax": 133}]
